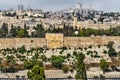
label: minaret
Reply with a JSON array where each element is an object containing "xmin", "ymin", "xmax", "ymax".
[{"xmin": 73, "ymin": 10, "xmax": 77, "ymax": 28}]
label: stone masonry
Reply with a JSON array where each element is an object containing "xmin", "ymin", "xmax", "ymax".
[{"xmin": 0, "ymin": 33, "xmax": 119, "ymax": 49}]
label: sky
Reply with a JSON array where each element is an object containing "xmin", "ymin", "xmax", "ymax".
[{"xmin": 0, "ymin": 0, "xmax": 120, "ymax": 12}]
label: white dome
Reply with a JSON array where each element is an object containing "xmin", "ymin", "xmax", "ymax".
[{"xmin": 75, "ymin": 31, "xmax": 79, "ymax": 35}]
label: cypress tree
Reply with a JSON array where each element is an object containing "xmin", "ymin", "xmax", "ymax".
[{"xmin": 75, "ymin": 52, "xmax": 87, "ymax": 80}]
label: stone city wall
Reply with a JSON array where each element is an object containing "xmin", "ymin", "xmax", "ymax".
[
  {"xmin": 0, "ymin": 34, "xmax": 120, "ymax": 49},
  {"xmin": 0, "ymin": 38, "xmax": 46, "ymax": 49},
  {"xmin": 64, "ymin": 36, "xmax": 120, "ymax": 47},
  {"xmin": 45, "ymin": 33, "xmax": 63, "ymax": 48}
]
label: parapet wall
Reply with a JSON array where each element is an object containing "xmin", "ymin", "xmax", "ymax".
[{"xmin": 0, "ymin": 35, "xmax": 120, "ymax": 49}]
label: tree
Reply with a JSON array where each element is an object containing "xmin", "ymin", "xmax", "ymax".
[
  {"xmin": 0, "ymin": 23, "xmax": 8, "ymax": 37},
  {"xmin": 98, "ymin": 16, "xmax": 104, "ymax": 24},
  {"xmin": 75, "ymin": 52, "xmax": 87, "ymax": 80},
  {"xmin": 10, "ymin": 25, "xmax": 17, "ymax": 37},
  {"xmin": 108, "ymin": 47, "xmax": 117, "ymax": 57},
  {"xmin": 103, "ymin": 50, "xmax": 107, "ymax": 54},
  {"xmin": 33, "ymin": 24, "xmax": 45, "ymax": 38},
  {"xmin": 24, "ymin": 60, "xmax": 34, "ymax": 69},
  {"xmin": 51, "ymin": 55, "xmax": 64, "ymax": 68},
  {"xmin": 40, "ymin": 55, "xmax": 47, "ymax": 62},
  {"xmin": 107, "ymin": 41, "xmax": 117, "ymax": 57},
  {"xmin": 118, "ymin": 51, "xmax": 120, "ymax": 57},
  {"xmin": 73, "ymin": 51, "xmax": 77, "ymax": 57},
  {"xmin": 6, "ymin": 55, "xmax": 15, "ymax": 63},
  {"xmin": 17, "ymin": 29, "xmax": 28, "ymax": 38},
  {"xmin": 16, "ymin": 15, "xmax": 19, "ymax": 19},
  {"xmin": 100, "ymin": 59, "xmax": 109, "ymax": 74},
  {"xmin": 107, "ymin": 41, "xmax": 114, "ymax": 48},
  {"xmin": 27, "ymin": 65, "xmax": 46, "ymax": 80},
  {"xmin": 17, "ymin": 46, "xmax": 26, "ymax": 54},
  {"xmin": 24, "ymin": 59, "xmax": 43, "ymax": 69},
  {"xmin": 51, "ymin": 58, "xmax": 63, "ymax": 68}
]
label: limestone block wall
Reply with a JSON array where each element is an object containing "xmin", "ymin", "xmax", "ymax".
[
  {"xmin": 101, "ymin": 37, "xmax": 120, "ymax": 46},
  {"xmin": 45, "ymin": 33, "xmax": 63, "ymax": 48},
  {"xmin": 0, "ymin": 35, "xmax": 120, "ymax": 49},
  {"xmin": 63, "ymin": 37, "xmax": 82, "ymax": 47},
  {"xmin": 64, "ymin": 36, "xmax": 120, "ymax": 48},
  {"xmin": 0, "ymin": 38, "xmax": 46, "ymax": 49}
]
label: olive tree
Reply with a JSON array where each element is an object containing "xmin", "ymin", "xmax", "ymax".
[
  {"xmin": 27, "ymin": 65, "xmax": 46, "ymax": 80},
  {"xmin": 100, "ymin": 59, "xmax": 109, "ymax": 74}
]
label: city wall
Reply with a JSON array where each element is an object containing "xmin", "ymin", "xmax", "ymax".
[
  {"xmin": 45, "ymin": 33, "xmax": 63, "ymax": 49},
  {"xmin": 0, "ymin": 34, "xmax": 120, "ymax": 49},
  {"xmin": 64, "ymin": 36, "xmax": 120, "ymax": 47},
  {"xmin": 0, "ymin": 38, "xmax": 46, "ymax": 49}
]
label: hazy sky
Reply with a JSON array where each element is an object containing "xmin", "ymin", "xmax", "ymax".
[{"xmin": 0, "ymin": 0, "xmax": 120, "ymax": 12}]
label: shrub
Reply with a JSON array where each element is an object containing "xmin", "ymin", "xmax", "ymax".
[
  {"xmin": 62, "ymin": 65, "xmax": 69, "ymax": 73},
  {"xmin": 107, "ymin": 41, "xmax": 114, "ymax": 48},
  {"xmin": 103, "ymin": 50, "xmax": 107, "ymax": 54},
  {"xmin": 60, "ymin": 50, "xmax": 63, "ymax": 54},
  {"xmin": 86, "ymin": 51, "xmax": 90, "ymax": 55},
  {"xmin": 16, "ymin": 75, "xmax": 20, "ymax": 78},
  {"xmin": 100, "ymin": 59, "xmax": 109, "ymax": 74},
  {"xmin": 84, "ymin": 47, "xmax": 87, "ymax": 50},
  {"xmin": 91, "ymin": 54, "xmax": 93, "ymax": 57},
  {"xmin": 21, "ymin": 76, "xmax": 25, "ymax": 78},
  {"xmin": 66, "ymin": 53, "xmax": 71, "ymax": 58},
  {"xmin": 73, "ymin": 51, "xmax": 77, "ymax": 56},
  {"xmin": 88, "ymin": 45, "xmax": 92, "ymax": 49},
  {"xmin": 108, "ymin": 47, "xmax": 117, "ymax": 57},
  {"xmin": 40, "ymin": 55, "xmax": 47, "ymax": 62},
  {"xmin": 94, "ymin": 75, "xmax": 99, "ymax": 79},
  {"xmin": 1, "ymin": 66, "xmax": 17, "ymax": 73},
  {"xmin": 24, "ymin": 60, "xmax": 33, "ymax": 69},
  {"xmin": 98, "ymin": 45, "xmax": 101, "ymax": 48},
  {"xmin": 61, "ymin": 46, "xmax": 67, "ymax": 50},
  {"xmin": 111, "ymin": 66, "xmax": 116, "ymax": 71},
  {"xmin": 111, "ymin": 66, "xmax": 120, "ymax": 72},
  {"xmin": 118, "ymin": 51, "xmax": 120, "ymax": 57},
  {"xmin": 17, "ymin": 46, "xmax": 26, "ymax": 54},
  {"xmin": 100, "ymin": 74, "xmax": 105, "ymax": 79},
  {"xmin": 67, "ymin": 75, "xmax": 72, "ymax": 79}
]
